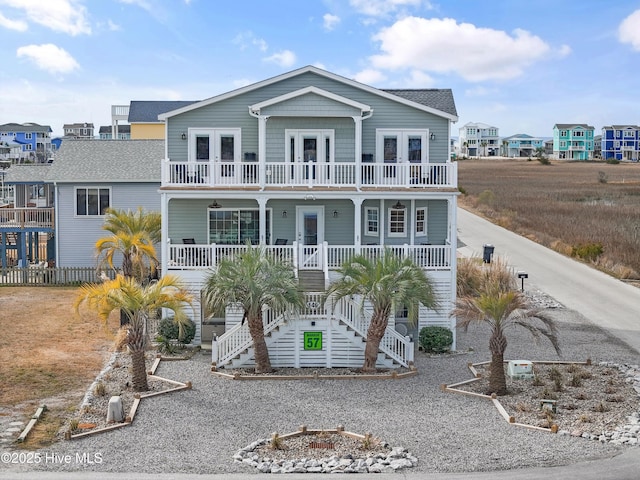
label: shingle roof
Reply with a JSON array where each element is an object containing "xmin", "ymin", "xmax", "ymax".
[
  {"xmin": 382, "ymin": 89, "xmax": 458, "ymax": 117},
  {"xmin": 98, "ymin": 125, "xmax": 131, "ymax": 134},
  {"xmin": 554, "ymin": 123, "xmax": 594, "ymax": 129},
  {"xmin": 2, "ymin": 165, "xmax": 51, "ymax": 183},
  {"xmin": 47, "ymin": 139, "xmax": 163, "ymax": 183},
  {"xmin": 128, "ymin": 101, "xmax": 199, "ymax": 123},
  {"xmin": 0, "ymin": 122, "xmax": 53, "ymax": 133}
]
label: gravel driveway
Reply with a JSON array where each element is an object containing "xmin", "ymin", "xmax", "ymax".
[{"xmin": 6, "ymin": 286, "xmax": 639, "ymax": 477}]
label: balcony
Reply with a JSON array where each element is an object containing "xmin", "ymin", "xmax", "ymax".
[
  {"xmin": 0, "ymin": 207, "xmax": 54, "ymax": 230},
  {"xmin": 162, "ymin": 160, "xmax": 457, "ymax": 189},
  {"xmin": 167, "ymin": 242, "xmax": 452, "ymax": 273}
]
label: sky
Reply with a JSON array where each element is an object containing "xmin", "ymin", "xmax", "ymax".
[{"xmin": 0, "ymin": 0, "xmax": 639, "ymax": 138}]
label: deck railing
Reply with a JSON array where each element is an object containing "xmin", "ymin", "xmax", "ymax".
[
  {"xmin": 168, "ymin": 242, "xmax": 451, "ymax": 271},
  {"xmin": 0, "ymin": 267, "xmax": 115, "ymax": 286},
  {"xmin": 163, "ymin": 160, "xmax": 457, "ymax": 189},
  {"xmin": 0, "ymin": 208, "xmax": 54, "ymax": 229}
]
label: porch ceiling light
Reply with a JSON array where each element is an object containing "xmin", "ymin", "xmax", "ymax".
[
  {"xmin": 208, "ymin": 200, "xmax": 222, "ymax": 209},
  {"xmin": 393, "ymin": 201, "xmax": 406, "ymax": 210}
]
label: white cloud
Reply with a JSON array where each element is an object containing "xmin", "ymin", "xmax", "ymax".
[
  {"xmin": 0, "ymin": 0, "xmax": 91, "ymax": 35},
  {"xmin": 557, "ymin": 44, "xmax": 572, "ymax": 57},
  {"xmin": 323, "ymin": 13, "xmax": 340, "ymax": 31},
  {"xmin": 0, "ymin": 11, "xmax": 27, "ymax": 31},
  {"xmin": 16, "ymin": 43, "xmax": 80, "ymax": 74},
  {"xmin": 349, "ymin": 0, "xmax": 426, "ymax": 18},
  {"xmin": 233, "ymin": 31, "xmax": 268, "ymax": 52},
  {"xmin": 618, "ymin": 9, "xmax": 640, "ymax": 51},
  {"xmin": 107, "ymin": 19, "xmax": 120, "ymax": 31},
  {"xmin": 464, "ymin": 86, "xmax": 497, "ymax": 97},
  {"xmin": 353, "ymin": 68, "xmax": 387, "ymax": 85},
  {"xmin": 370, "ymin": 17, "xmax": 551, "ymax": 82},
  {"xmin": 263, "ymin": 50, "xmax": 297, "ymax": 68}
]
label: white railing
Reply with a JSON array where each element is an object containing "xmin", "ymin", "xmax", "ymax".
[
  {"xmin": 212, "ymin": 293, "xmax": 414, "ymax": 368},
  {"xmin": 167, "ymin": 242, "xmax": 451, "ymax": 271},
  {"xmin": 168, "ymin": 243, "xmax": 295, "ymax": 270},
  {"xmin": 163, "ymin": 159, "xmax": 457, "ymax": 189},
  {"xmin": 330, "ymin": 295, "xmax": 414, "ymax": 367}
]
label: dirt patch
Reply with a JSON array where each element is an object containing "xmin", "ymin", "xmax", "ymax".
[{"xmin": 0, "ymin": 287, "xmax": 119, "ymax": 445}]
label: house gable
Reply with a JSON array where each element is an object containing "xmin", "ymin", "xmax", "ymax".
[{"xmin": 250, "ymin": 86, "xmax": 371, "ymax": 117}]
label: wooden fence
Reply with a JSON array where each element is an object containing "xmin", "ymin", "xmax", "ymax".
[{"xmin": 0, "ymin": 267, "xmax": 116, "ymax": 286}]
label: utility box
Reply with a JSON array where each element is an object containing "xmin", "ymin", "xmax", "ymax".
[{"xmin": 507, "ymin": 360, "xmax": 534, "ymax": 380}]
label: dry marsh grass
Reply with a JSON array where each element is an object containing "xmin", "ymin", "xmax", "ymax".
[{"xmin": 458, "ymin": 159, "xmax": 640, "ymax": 279}]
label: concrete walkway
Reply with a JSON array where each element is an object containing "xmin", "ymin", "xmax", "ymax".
[{"xmin": 457, "ymin": 207, "xmax": 640, "ymax": 355}]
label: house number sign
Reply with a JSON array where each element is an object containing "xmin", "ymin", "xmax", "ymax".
[{"xmin": 303, "ymin": 331, "xmax": 323, "ymax": 350}]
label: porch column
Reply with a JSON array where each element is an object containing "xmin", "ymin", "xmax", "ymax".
[
  {"xmin": 448, "ymin": 195, "xmax": 458, "ymax": 350},
  {"xmin": 257, "ymin": 196, "xmax": 267, "ymax": 245},
  {"xmin": 351, "ymin": 197, "xmax": 363, "ymax": 251},
  {"xmin": 160, "ymin": 192, "xmax": 169, "ymax": 275},
  {"xmin": 353, "ymin": 116, "xmax": 362, "ymax": 188},
  {"xmin": 257, "ymin": 115, "xmax": 269, "ymax": 190}
]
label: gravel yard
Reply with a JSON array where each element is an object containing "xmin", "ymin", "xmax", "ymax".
[{"xmin": 5, "ymin": 286, "xmax": 639, "ymax": 477}]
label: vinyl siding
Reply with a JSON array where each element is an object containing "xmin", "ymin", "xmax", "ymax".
[{"xmin": 56, "ymin": 183, "xmax": 161, "ymax": 267}]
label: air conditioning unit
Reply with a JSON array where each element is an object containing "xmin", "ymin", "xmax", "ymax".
[{"xmin": 507, "ymin": 360, "xmax": 534, "ymax": 380}]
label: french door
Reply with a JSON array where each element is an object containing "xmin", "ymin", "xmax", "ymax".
[{"xmin": 286, "ymin": 129, "xmax": 334, "ymax": 184}]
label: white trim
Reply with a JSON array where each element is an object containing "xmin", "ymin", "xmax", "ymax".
[
  {"xmin": 387, "ymin": 207, "xmax": 406, "ymax": 238},
  {"xmin": 285, "ymin": 129, "xmax": 334, "ymax": 164},
  {"xmin": 188, "ymin": 128, "xmax": 241, "ymax": 163},
  {"xmin": 376, "ymin": 129, "xmax": 428, "ymax": 164},
  {"xmin": 159, "ymin": 65, "xmax": 457, "ymax": 121},
  {"xmin": 250, "ymin": 86, "xmax": 371, "ymax": 114},
  {"xmin": 415, "ymin": 207, "xmax": 427, "ymax": 237},
  {"xmin": 365, "ymin": 206, "xmax": 379, "ymax": 236},
  {"xmin": 74, "ymin": 186, "xmax": 111, "ymax": 217}
]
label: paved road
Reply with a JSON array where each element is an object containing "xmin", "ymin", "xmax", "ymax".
[{"xmin": 457, "ymin": 207, "xmax": 640, "ymax": 355}]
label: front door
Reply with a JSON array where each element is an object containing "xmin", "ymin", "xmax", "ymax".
[{"xmin": 297, "ymin": 207, "xmax": 324, "ymax": 270}]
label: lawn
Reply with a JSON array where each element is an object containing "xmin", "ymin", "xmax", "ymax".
[
  {"xmin": 0, "ymin": 287, "xmax": 118, "ymax": 445},
  {"xmin": 458, "ymin": 159, "xmax": 640, "ymax": 279}
]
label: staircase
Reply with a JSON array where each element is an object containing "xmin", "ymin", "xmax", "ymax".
[{"xmin": 298, "ymin": 270, "xmax": 325, "ymax": 292}]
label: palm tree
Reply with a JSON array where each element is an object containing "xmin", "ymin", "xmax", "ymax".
[
  {"xmin": 202, "ymin": 243, "xmax": 305, "ymax": 374},
  {"xmin": 325, "ymin": 249, "xmax": 438, "ymax": 372},
  {"xmin": 96, "ymin": 207, "xmax": 161, "ymax": 282},
  {"xmin": 96, "ymin": 207, "xmax": 161, "ymax": 326},
  {"xmin": 455, "ymin": 288, "xmax": 561, "ymax": 396},
  {"xmin": 75, "ymin": 274, "xmax": 193, "ymax": 391}
]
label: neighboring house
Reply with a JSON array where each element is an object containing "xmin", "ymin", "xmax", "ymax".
[
  {"xmin": 553, "ymin": 124, "xmax": 594, "ymax": 160},
  {"xmin": 601, "ymin": 125, "xmax": 639, "ymax": 162},
  {"xmin": 458, "ymin": 122, "xmax": 499, "ymax": 157},
  {"xmin": 0, "ymin": 123, "xmax": 53, "ymax": 163},
  {"xmin": 46, "ymin": 139, "xmax": 163, "ymax": 268},
  {"xmin": 98, "ymin": 125, "xmax": 131, "ymax": 140},
  {"xmin": 502, "ymin": 133, "xmax": 545, "ymax": 158},
  {"xmin": 0, "ymin": 164, "xmax": 54, "ymax": 268},
  {"xmin": 544, "ymin": 138, "xmax": 554, "ymax": 156},
  {"xmin": 157, "ymin": 65, "xmax": 459, "ymax": 369},
  {"xmin": 593, "ymin": 134, "xmax": 602, "ymax": 159},
  {"xmin": 0, "ymin": 139, "xmax": 163, "ymax": 270},
  {"xmin": 63, "ymin": 123, "xmax": 95, "ymax": 139},
  {"xmin": 128, "ymin": 100, "xmax": 198, "ymax": 139}
]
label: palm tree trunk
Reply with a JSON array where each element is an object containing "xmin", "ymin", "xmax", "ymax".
[
  {"xmin": 488, "ymin": 330, "xmax": 508, "ymax": 395},
  {"xmin": 130, "ymin": 348, "xmax": 149, "ymax": 392},
  {"xmin": 362, "ymin": 311, "xmax": 389, "ymax": 372},
  {"xmin": 128, "ymin": 312, "xmax": 149, "ymax": 391},
  {"xmin": 248, "ymin": 314, "xmax": 272, "ymax": 374}
]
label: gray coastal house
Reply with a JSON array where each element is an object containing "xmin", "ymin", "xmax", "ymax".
[{"xmin": 158, "ymin": 66, "xmax": 460, "ymax": 370}]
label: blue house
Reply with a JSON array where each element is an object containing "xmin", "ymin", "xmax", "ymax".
[
  {"xmin": 502, "ymin": 134, "xmax": 544, "ymax": 158},
  {"xmin": 601, "ymin": 125, "xmax": 639, "ymax": 162},
  {"xmin": 0, "ymin": 123, "xmax": 53, "ymax": 163}
]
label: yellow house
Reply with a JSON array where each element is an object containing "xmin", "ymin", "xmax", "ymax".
[{"xmin": 128, "ymin": 101, "xmax": 198, "ymax": 139}]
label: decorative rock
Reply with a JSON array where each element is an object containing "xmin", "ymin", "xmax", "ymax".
[{"xmin": 106, "ymin": 396, "xmax": 124, "ymax": 423}]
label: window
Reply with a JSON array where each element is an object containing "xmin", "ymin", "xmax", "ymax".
[
  {"xmin": 208, "ymin": 209, "xmax": 271, "ymax": 245},
  {"xmin": 388, "ymin": 207, "xmax": 406, "ymax": 237},
  {"xmin": 560, "ymin": 141, "xmax": 567, "ymax": 148},
  {"xmin": 365, "ymin": 207, "xmax": 379, "ymax": 236},
  {"xmin": 560, "ymin": 130, "xmax": 568, "ymax": 137},
  {"xmin": 624, "ymin": 130, "xmax": 635, "ymax": 137},
  {"xmin": 25, "ymin": 133, "xmax": 32, "ymax": 139},
  {"xmin": 415, "ymin": 207, "xmax": 427, "ymax": 237},
  {"xmin": 573, "ymin": 130, "xmax": 584, "ymax": 137},
  {"xmin": 76, "ymin": 188, "xmax": 110, "ymax": 216}
]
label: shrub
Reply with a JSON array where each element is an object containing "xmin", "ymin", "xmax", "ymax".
[
  {"xmin": 158, "ymin": 317, "xmax": 196, "ymax": 344},
  {"xmin": 419, "ymin": 326, "xmax": 453, "ymax": 353},
  {"xmin": 598, "ymin": 171, "xmax": 608, "ymax": 183},
  {"xmin": 605, "ymin": 158, "xmax": 620, "ymax": 165},
  {"xmin": 155, "ymin": 335, "xmax": 179, "ymax": 355},
  {"xmin": 571, "ymin": 242, "xmax": 604, "ymax": 262},
  {"xmin": 478, "ymin": 189, "xmax": 496, "ymax": 206}
]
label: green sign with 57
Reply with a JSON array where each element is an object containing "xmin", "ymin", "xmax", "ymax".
[{"xmin": 303, "ymin": 331, "xmax": 323, "ymax": 350}]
